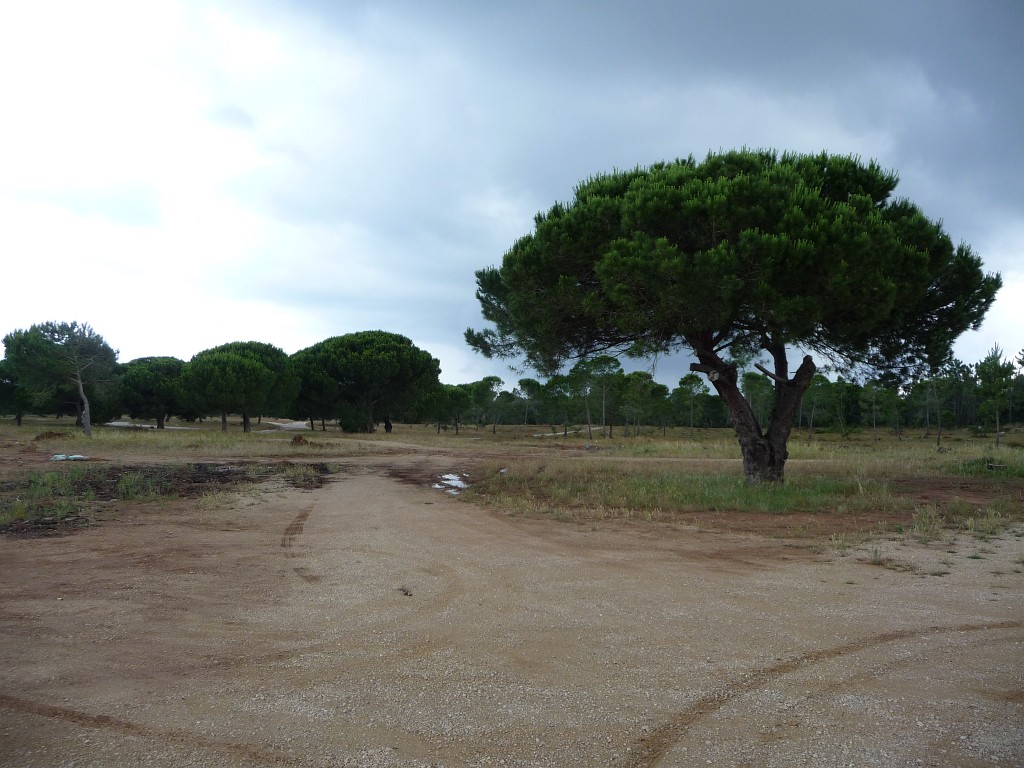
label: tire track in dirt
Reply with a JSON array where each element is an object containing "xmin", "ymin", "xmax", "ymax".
[
  {"xmin": 281, "ymin": 506, "xmax": 321, "ymax": 583},
  {"xmin": 198, "ymin": 471, "xmax": 472, "ymax": 675},
  {"xmin": 280, "ymin": 509, "xmax": 311, "ymax": 548},
  {"xmin": 0, "ymin": 693, "xmax": 304, "ymax": 765},
  {"xmin": 623, "ymin": 619, "xmax": 1024, "ymax": 768}
]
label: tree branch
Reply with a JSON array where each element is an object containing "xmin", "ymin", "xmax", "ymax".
[{"xmin": 754, "ymin": 363, "xmax": 787, "ymax": 383}]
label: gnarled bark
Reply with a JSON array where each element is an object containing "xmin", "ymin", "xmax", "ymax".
[{"xmin": 691, "ymin": 347, "xmax": 816, "ymax": 484}]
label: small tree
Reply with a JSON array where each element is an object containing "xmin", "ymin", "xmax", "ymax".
[
  {"xmin": 672, "ymin": 373, "xmax": 707, "ymax": 438},
  {"xmin": 515, "ymin": 378, "xmax": 544, "ymax": 424},
  {"xmin": 569, "ymin": 355, "xmax": 625, "ymax": 437},
  {"xmin": 975, "ymin": 345, "xmax": 1015, "ymax": 447},
  {"xmin": 620, "ymin": 371, "xmax": 668, "ymax": 437},
  {"xmin": 543, "ymin": 375, "xmax": 574, "ymax": 435},
  {"xmin": 467, "ymin": 150, "xmax": 1000, "ymax": 482},
  {"xmin": 831, "ymin": 378, "xmax": 862, "ymax": 438},
  {"xmin": 465, "ymin": 376, "xmax": 504, "ymax": 432},
  {"xmin": 445, "ymin": 384, "xmax": 472, "ymax": 434},
  {"xmin": 695, "ymin": 390, "xmax": 730, "ymax": 428},
  {"xmin": 567, "ymin": 360, "xmax": 597, "ymax": 439},
  {"xmin": 2, "ymin": 322, "xmax": 118, "ymax": 436},
  {"xmin": 878, "ymin": 384, "xmax": 905, "ymax": 439},
  {"xmin": 801, "ymin": 374, "xmax": 833, "ymax": 440},
  {"xmin": 860, "ymin": 380, "xmax": 884, "ymax": 442}
]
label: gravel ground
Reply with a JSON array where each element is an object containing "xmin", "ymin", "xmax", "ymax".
[{"xmin": 1, "ymin": 454, "xmax": 1022, "ymax": 767}]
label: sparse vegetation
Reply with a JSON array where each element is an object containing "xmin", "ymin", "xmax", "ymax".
[
  {"xmin": 830, "ymin": 533, "xmax": 849, "ymax": 554},
  {"xmin": 0, "ymin": 432, "xmax": 340, "ymax": 534},
  {"xmin": 464, "ymin": 434, "xmax": 1022, "ymax": 541},
  {"xmin": 466, "ymin": 458, "xmax": 915, "ymax": 523},
  {"xmin": 17, "ymin": 422, "xmax": 387, "ymax": 459},
  {"xmin": 116, "ymin": 470, "xmax": 162, "ymax": 500},
  {"xmin": 954, "ymin": 455, "xmax": 1024, "ymax": 478},
  {"xmin": 911, "ymin": 507, "xmax": 945, "ymax": 543},
  {"xmin": 2, "ymin": 421, "xmax": 1022, "ymax": 545}
]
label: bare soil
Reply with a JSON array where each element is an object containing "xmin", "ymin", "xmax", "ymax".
[{"xmin": 1, "ymin": 439, "xmax": 1022, "ymax": 767}]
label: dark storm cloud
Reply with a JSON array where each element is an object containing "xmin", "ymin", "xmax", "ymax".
[
  {"xmin": 4, "ymin": 0, "xmax": 1019, "ymax": 380},
  {"xmin": 200, "ymin": 0, "xmax": 1021, "ymax": 379}
]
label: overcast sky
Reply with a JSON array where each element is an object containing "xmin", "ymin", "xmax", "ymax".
[{"xmin": 1, "ymin": 0, "xmax": 1021, "ymax": 387}]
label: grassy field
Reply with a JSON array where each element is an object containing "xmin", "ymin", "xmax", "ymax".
[
  {"xmin": 1, "ymin": 417, "xmax": 1022, "ymax": 542},
  {"xmin": 458, "ymin": 424, "xmax": 1024, "ymax": 536}
]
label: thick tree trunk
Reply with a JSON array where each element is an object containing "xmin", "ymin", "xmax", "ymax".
[
  {"xmin": 156, "ymin": 415, "xmax": 166, "ymax": 429},
  {"xmin": 736, "ymin": 433, "xmax": 786, "ymax": 483},
  {"xmin": 242, "ymin": 412, "xmax": 252, "ymax": 433},
  {"xmin": 220, "ymin": 411, "xmax": 228, "ymax": 433},
  {"xmin": 691, "ymin": 348, "xmax": 816, "ymax": 484}
]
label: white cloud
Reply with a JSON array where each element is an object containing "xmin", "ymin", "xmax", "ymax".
[
  {"xmin": 953, "ymin": 219, "xmax": 1024, "ymax": 366},
  {"xmin": 0, "ymin": 2, "xmax": 191, "ymax": 189}
]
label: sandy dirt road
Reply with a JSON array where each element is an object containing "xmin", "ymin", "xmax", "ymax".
[{"xmin": 1, "ymin": 453, "xmax": 1022, "ymax": 767}]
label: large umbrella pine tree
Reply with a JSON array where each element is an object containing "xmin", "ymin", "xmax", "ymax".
[{"xmin": 466, "ymin": 149, "xmax": 1001, "ymax": 483}]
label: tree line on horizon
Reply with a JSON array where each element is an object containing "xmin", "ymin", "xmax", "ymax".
[
  {"xmin": 1, "ymin": 321, "xmax": 1021, "ymax": 442},
  {"xmin": 0, "ymin": 150, "xmax": 1013, "ymax": 483},
  {"xmin": 0, "ymin": 323, "xmax": 440, "ymax": 435}
]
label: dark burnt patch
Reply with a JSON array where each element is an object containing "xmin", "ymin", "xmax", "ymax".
[{"xmin": 1, "ymin": 462, "xmax": 339, "ymax": 537}]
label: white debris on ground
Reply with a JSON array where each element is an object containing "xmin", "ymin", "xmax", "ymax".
[
  {"xmin": 433, "ymin": 472, "xmax": 469, "ymax": 495},
  {"xmin": 106, "ymin": 421, "xmax": 199, "ymax": 430},
  {"xmin": 261, "ymin": 420, "xmax": 317, "ymax": 430},
  {"xmin": 49, "ymin": 454, "xmax": 89, "ymax": 461}
]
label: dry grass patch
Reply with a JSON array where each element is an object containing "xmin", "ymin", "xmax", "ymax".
[
  {"xmin": 464, "ymin": 437, "xmax": 1024, "ymax": 541},
  {"xmin": 466, "ymin": 457, "xmax": 911, "ymax": 527}
]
